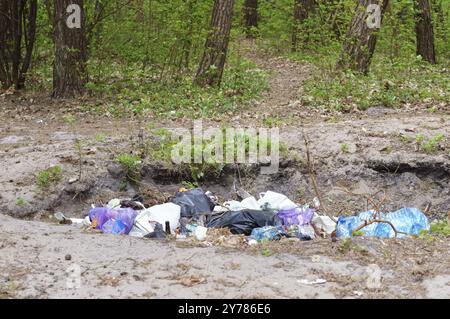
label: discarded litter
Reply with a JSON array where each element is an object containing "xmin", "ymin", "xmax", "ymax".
[
  {"xmin": 206, "ymin": 209, "xmax": 282, "ymax": 235},
  {"xmin": 89, "ymin": 207, "xmax": 138, "ymax": 235},
  {"xmin": 277, "ymin": 207, "xmax": 314, "ymax": 226},
  {"xmin": 144, "ymin": 223, "xmax": 166, "ymax": 240},
  {"xmin": 336, "ymin": 208, "xmax": 430, "ymax": 238},
  {"xmin": 251, "ymin": 226, "xmax": 286, "ymax": 241},
  {"xmin": 135, "ymin": 203, "xmax": 181, "ymax": 234},
  {"xmin": 297, "ymin": 278, "xmax": 327, "ymax": 285},
  {"xmin": 257, "ymin": 191, "xmax": 298, "ymax": 211},
  {"xmin": 311, "ymin": 213, "xmax": 336, "ymax": 236},
  {"xmin": 59, "ymin": 187, "xmax": 428, "ymax": 247},
  {"xmin": 171, "ymin": 188, "xmax": 215, "ymax": 218}
]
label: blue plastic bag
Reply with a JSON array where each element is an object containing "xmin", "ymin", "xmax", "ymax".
[
  {"xmin": 251, "ymin": 226, "xmax": 286, "ymax": 241},
  {"xmin": 336, "ymin": 208, "xmax": 429, "ymax": 238}
]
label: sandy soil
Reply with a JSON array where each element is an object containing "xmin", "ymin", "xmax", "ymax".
[{"xmin": 0, "ymin": 41, "xmax": 449, "ymax": 299}]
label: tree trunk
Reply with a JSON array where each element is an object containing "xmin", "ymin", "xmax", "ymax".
[
  {"xmin": 336, "ymin": 0, "xmax": 389, "ymax": 74},
  {"xmin": 414, "ymin": 0, "xmax": 436, "ymax": 64},
  {"xmin": 292, "ymin": 0, "xmax": 316, "ymax": 51},
  {"xmin": 135, "ymin": 0, "xmax": 144, "ymax": 22},
  {"xmin": 243, "ymin": 0, "xmax": 257, "ymax": 37},
  {"xmin": 52, "ymin": 0, "xmax": 88, "ymax": 98},
  {"xmin": 0, "ymin": 0, "xmax": 37, "ymax": 90},
  {"xmin": 194, "ymin": 0, "xmax": 235, "ymax": 87}
]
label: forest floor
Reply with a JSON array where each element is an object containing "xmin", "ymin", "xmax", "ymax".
[{"xmin": 0, "ymin": 40, "xmax": 449, "ymax": 299}]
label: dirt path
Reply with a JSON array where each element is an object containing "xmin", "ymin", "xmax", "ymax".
[{"xmin": 241, "ymin": 40, "xmax": 314, "ymax": 115}]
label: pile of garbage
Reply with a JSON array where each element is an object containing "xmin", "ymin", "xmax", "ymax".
[{"xmin": 56, "ymin": 188, "xmax": 430, "ymax": 244}]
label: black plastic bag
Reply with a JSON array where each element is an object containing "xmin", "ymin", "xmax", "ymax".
[
  {"xmin": 171, "ymin": 188, "xmax": 215, "ymax": 218},
  {"xmin": 206, "ymin": 209, "xmax": 282, "ymax": 235}
]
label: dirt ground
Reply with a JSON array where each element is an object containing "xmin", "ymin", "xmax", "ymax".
[{"xmin": 0, "ymin": 41, "xmax": 449, "ymax": 299}]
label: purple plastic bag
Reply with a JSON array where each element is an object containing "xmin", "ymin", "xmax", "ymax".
[
  {"xmin": 89, "ymin": 207, "xmax": 138, "ymax": 235},
  {"xmin": 277, "ymin": 207, "xmax": 314, "ymax": 226}
]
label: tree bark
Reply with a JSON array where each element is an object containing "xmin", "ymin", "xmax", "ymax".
[
  {"xmin": 336, "ymin": 0, "xmax": 389, "ymax": 74},
  {"xmin": 292, "ymin": 0, "xmax": 316, "ymax": 51},
  {"xmin": 243, "ymin": 0, "xmax": 257, "ymax": 37},
  {"xmin": 0, "ymin": 0, "xmax": 37, "ymax": 90},
  {"xmin": 194, "ymin": 0, "xmax": 235, "ymax": 87},
  {"xmin": 52, "ymin": 0, "xmax": 88, "ymax": 98},
  {"xmin": 414, "ymin": 0, "xmax": 436, "ymax": 64}
]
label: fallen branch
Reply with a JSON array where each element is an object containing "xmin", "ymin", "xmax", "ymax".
[
  {"xmin": 302, "ymin": 129, "xmax": 336, "ymax": 222},
  {"xmin": 352, "ymin": 219, "xmax": 409, "ymax": 238}
]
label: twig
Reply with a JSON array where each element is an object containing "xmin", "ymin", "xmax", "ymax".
[
  {"xmin": 352, "ymin": 219, "xmax": 409, "ymax": 238},
  {"xmin": 302, "ymin": 129, "xmax": 336, "ymax": 222}
]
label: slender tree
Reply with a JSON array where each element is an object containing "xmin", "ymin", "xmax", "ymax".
[
  {"xmin": 243, "ymin": 0, "xmax": 258, "ymax": 37},
  {"xmin": 414, "ymin": 0, "xmax": 436, "ymax": 63},
  {"xmin": 292, "ymin": 0, "xmax": 316, "ymax": 51},
  {"xmin": 194, "ymin": 0, "xmax": 235, "ymax": 87},
  {"xmin": 52, "ymin": 0, "xmax": 88, "ymax": 98},
  {"xmin": 336, "ymin": 0, "xmax": 389, "ymax": 74},
  {"xmin": 0, "ymin": 0, "xmax": 37, "ymax": 90}
]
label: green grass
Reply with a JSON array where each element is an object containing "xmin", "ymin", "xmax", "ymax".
[
  {"xmin": 421, "ymin": 133, "xmax": 445, "ymax": 154},
  {"xmin": 85, "ymin": 56, "xmax": 268, "ymax": 119},
  {"xmin": 36, "ymin": 166, "xmax": 62, "ymax": 189},
  {"xmin": 301, "ymin": 55, "xmax": 449, "ymax": 112}
]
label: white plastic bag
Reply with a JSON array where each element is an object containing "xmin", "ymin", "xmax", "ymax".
[
  {"xmin": 257, "ymin": 191, "xmax": 298, "ymax": 211},
  {"xmin": 134, "ymin": 203, "xmax": 181, "ymax": 234},
  {"xmin": 224, "ymin": 196, "xmax": 260, "ymax": 211},
  {"xmin": 311, "ymin": 213, "xmax": 336, "ymax": 235}
]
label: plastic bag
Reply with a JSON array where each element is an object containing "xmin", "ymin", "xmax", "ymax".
[
  {"xmin": 251, "ymin": 226, "xmax": 286, "ymax": 241},
  {"xmin": 311, "ymin": 213, "xmax": 336, "ymax": 235},
  {"xmin": 89, "ymin": 207, "xmax": 138, "ymax": 235},
  {"xmin": 171, "ymin": 188, "xmax": 215, "ymax": 218},
  {"xmin": 277, "ymin": 207, "xmax": 314, "ymax": 226},
  {"xmin": 336, "ymin": 208, "xmax": 430, "ymax": 238},
  {"xmin": 206, "ymin": 209, "xmax": 282, "ymax": 235},
  {"xmin": 224, "ymin": 196, "xmax": 260, "ymax": 211},
  {"xmin": 134, "ymin": 203, "xmax": 180, "ymax": 234},
  {"xmin": 288, "ymin": 224, "xmax": 315, "ymax": 240},
  {"xmin": 257, "ymin": 191, "xmax": 298, "ymax": 211}
]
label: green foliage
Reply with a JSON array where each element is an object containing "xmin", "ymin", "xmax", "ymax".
[
  {"xmin": 301, "ymin": 57, "xmax": 449, "ymax": 111},
  {"xmin": 36, "ymin": 166, "xmax": 62, "ymax": 189},
  {"xmin": 338, "ymin": 238, "xmax": 353, "ymax": 254},
  {"xmin": 430, "ymin": 219, "xmax": 450, "ymax": 237},
  {"xmin": 94, "ymin": 133, "xmax": 107, "ymax": 143},
  {"xmin": 421, "ymin": 133, "xmax": 445, "ymax": 154},
  {"xmin": 416, "ymin": 133, "xmax": 445, "ymax": 153},
  {"xmin": 340, "ymin": 143, "xmax": 349, "ymax": 153},
  {"xmin": 16, "ymin": 197, "xmax": 27, "ymax": 207},
  {"xmin": 114, "ymin": 154, "xmax": 141, "ymax": 182}
]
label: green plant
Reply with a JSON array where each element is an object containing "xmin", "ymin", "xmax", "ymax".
[
  {"xmin": 16, "ymin": 197, "xmax": 27, "ymax": 207},
  {"xmin": 262, "ymin": 115, "xmax": 282, "ymax": 128},
  {"xmin": 338, "ymin": 238, "xmax": 352, "ymax": 254},
  {"xmin": 181, "ymin": 180, "xmax": 198, "ymax": 189},
  {"xmin": 63, "ymin": 114, "xmax": 76, "ymax": 126},
  {"xmin": 421, "ymin": 133, "xmax": 444, "ymax": 154},
  {"xmin": 261, "ymin": 248, "xmax": 271, "ymax": 257},
  {"xmin": 430, "ymin": 219, "xmax": 450, "ymax": 237},
  {"xmin": 115, "ymin": 154, "xmax": 141, "ymax": 182},
  {"xmin": 36, "ymin": 166, "xmax": 62, "ymax": 189},
  {"xmin": 340, "ymin": 143, "xmax": 349, "ymax": 153},
  {"xmin": 95, "ymin": 133, "xmax": 106, "ymax": 143}
]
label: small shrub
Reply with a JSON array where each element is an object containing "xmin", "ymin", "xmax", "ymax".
[{"xmin": 36, "ymin": 166, "xmax": 62, "ymax": 189}]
